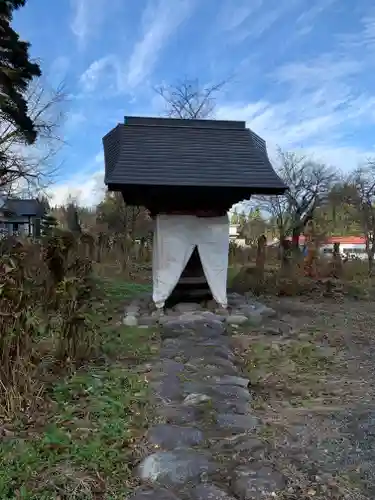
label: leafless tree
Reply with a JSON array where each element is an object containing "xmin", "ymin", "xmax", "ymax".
[
  {"xmin": 349, "ymin": 161, "xmax": 375, "ymax": 273},
  {"xmin": 255, "ymin": 193, "xmax": 290, "ymax": 245},
  {"xmin": 255, "ymin": 149, "xmax": 337, "ymax": 248},
  {"xmin": 0, "ymin": 77, "xmax": 67, "ymax": 195},
  {"xmin": 96, "ymin": 191, "xmax": 151, "ymax": 240},
  {"xmin": 65, "ymin": 200, "xmax": 82, "ymax": 234},
  {"xmin": 154, "ymin": 78, "xmax": 227, "ymax": 119}
]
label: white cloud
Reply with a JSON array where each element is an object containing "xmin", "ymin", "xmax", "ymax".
[
  {"xmin": 78, "ymin": 0, "xmax": 195, "ymax": 94},
  {"xmin": 293, "ymin": 0, "xmax": 338, "ymax": 36},
  {"xmin": 218, "ymin": 0, "xmax": 302, "ymax": 43},
  {"xmin": 217, "ymin": 0, "xmax": 263, "ymax": 32},
  {"xmin": 79, "ymin": 56, "xmax": 119, "ymax": 93},
  {"xmin": 49, "ymin": 153, "xmax": 105, "ymax": 207},
  {"xmin": 362, "ymin": 12, "xmax": 375, "ymax": 47},
  {"xmin": 64, "ymin": 0, "xmax": 375, "ymax": 204},
  {"xmin": 216, "ymin": 95, "xmax": 373, "ymax": 172},
  {"xmin": 215, "ymin": 47, "xmax": 375, "ymax": 172},
  {"xmin": 127, "ymin": 0, "xmax": 195, "ymax": 88},
  {"xmin": 70, "ymin": 0, "xmax": 115, "ymax": 46},
  {"xmin": 49, "ymin": 169, "xmax": 105, "ymax": 207},
  {"xmin": 273, "ymin": 55, "xmax": 362, "ymax": 89},
  {"xmin": 70, "ymin": 0, "xmax": 90, "ymax": 43}
]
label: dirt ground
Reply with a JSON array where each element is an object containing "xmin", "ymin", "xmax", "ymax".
[{"xmin": 235, "ymin": 296, "xmax": 375, "ymax": 500}]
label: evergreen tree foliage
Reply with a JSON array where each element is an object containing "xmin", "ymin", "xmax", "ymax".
[{"xmin": 0, "ymin": 0, "xmax": 42, "ymax": 145}]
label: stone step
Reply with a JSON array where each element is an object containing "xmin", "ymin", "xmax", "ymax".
[
  {"xmin": 128, "ymin": 299, "xmax": 287, "ymax": 500},
  {"xmin": 177, "ymin": 275, "xmax": 207, "ymax": 285}
]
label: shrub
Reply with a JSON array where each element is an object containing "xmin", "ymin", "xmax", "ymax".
[{"xmin": 0, "ymin": 230, "xmax": 96, "ymax": 414}]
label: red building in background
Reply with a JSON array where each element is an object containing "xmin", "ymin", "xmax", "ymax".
[{"xmin": 282, "ymin": 235, "xmax": 368, "ymax": 259}]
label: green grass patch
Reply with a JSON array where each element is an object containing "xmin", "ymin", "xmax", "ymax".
[
  {"xmin": 99, "ymin": 278, "xmax": 151, "ymax": 302},
  {"xmin": 227, "ymin": 265, "xmax": 243, "ymax": 288},
  {"xmin": 0, "ymin": 278, "xmax": 157, "ymax": 500},
  {"xmin": 243, "ymin": 340, "xmax": 335, "ymax": 407}
]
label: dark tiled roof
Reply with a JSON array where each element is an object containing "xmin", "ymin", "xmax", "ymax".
[
  {"xmin": 2, "ymin": 199, "xmax": 46, "ymax": 216},
  {"xmin": 103, "ymin": 116, "xmax": 287, "ymax": 194}
]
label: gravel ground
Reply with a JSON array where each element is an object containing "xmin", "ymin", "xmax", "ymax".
[{"xmin": 243, "ymin": 297, "xmax": 375, "ymax": 499}]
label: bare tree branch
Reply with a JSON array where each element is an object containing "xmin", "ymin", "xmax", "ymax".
[
  {"xmin": 0, "ymin": 76, "xmax": 67, "ymax": 196},
  {"xmin": 154, "ymin": 78, "xmax": 227, "ymax": 119},
  {"xmin": 253, "ymin": 149, "xmax": 337, "ymax": 247},
  {"xmin": 349, "ymin": 161, "xmax": 375, "ymax": 273}
]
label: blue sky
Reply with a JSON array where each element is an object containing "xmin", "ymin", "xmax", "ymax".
[{"xmin": 13, "ymin": 0, "xmax": 375, "ymax": 205}]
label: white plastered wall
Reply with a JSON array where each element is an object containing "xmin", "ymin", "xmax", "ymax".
[{"xmin": 152, "ymin": 214, "xmax": 229, "ymax": 309}]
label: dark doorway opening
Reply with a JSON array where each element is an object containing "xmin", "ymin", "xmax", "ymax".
[{"xmin": 165, "ymin": 246, "xmax": 213, "ymax": 308}]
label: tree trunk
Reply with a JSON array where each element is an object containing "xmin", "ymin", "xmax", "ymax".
[
  {"xmin": 368, "ymin": 253, "xmax": 373, "ymax": 275},
  {"xmin": 365, "ymin": 237, "xmax": 374, "ymax": 275},
  {"xmin": 277, "ymin": 228, "xmax": 285, "ymax": 260},
  {"xmin": 280, "ymin": 238, "xmax": 292, "ymax": 273},
  {"xmin": 292, "ymin": 227, "xmax": 301, "ymax": 250}
]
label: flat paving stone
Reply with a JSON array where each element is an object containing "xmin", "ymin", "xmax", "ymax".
[
  {"xmin": 238, "ymin": 308, "xmax": 263, "ymax": 325},
  {"xmin": 189, "ymin": 483, "xmax": 237, "ymax": 499},
  {"xmin": 158, "ymin": 404, "xmax": 200, "ymax": 424},
  {"xmin": 123, "ymin": 315, "xmax": 138, "ymax": 326},
  {"xmin": 127, "ymin": 487, "xmax": 182, "ymax": 499},
  {"xmin": 150, "ymin": 375, "xmax": 183, "ymax": 402},
  {"xmin": 174, "ymin": 302, "xmax": 203, "ymax": 313},
  {"xmin": 138, "ymin": 315, "xmax": 156, "ymax": 326},
  {"xmin": 161, "ymin": 322, "xmax": 226, "ymax": 339},
  {"xmin": 262, "ymin": 320, "xmax": 293, "ymax": 336},
  {"xmin": 153, "ymin": 359, "xmax": 186, "ymax": 375},
  {"xmin": 206, "ymin": 375, "xmax": 249, "ymax": 388},
  {"xmin": 212, "ymin": 436, "xmax": 264, "ymax": 458},
  {"xmin": 161, "ymin": 323, "xmax": 198, "ymax": 338},
  {"xmin": 226, "ymin": 314, "xmax": 248, "ymax": 325},
  {"xmin": 216, "ymin": 413, "xmax": 259, "ymax": 433},
  {"xmin": 210, "ymin": 399, "xmax": 252, "ymax": 416},
  {"xmin": 234, "ymin": 438, "xmax": 266, "ymax": 459},
  {"xmin": 160, "ymin": 341, "xmax": 233, "ymax": 363},
  {"xmin": 186, "ymin": 357, "xmax": 238, "ymax": 376},
  {"xmin": 138, "ymin": 450, "xmax": 216, "ymax": 487},
  {"xmin": 231, "ymin": 465, "xmax": 286, "ymax": 499},
  {"xmin": 125, "ymin": 304, "xmax": 141, "ymax": 314},
  {"xmin": 183, "ymin": 382, "xmax": 252, "ymax": 403},
  {"xmin": 200, "ymin": 311, "xmax": 227, "ymax": 322},
  {"xmin": 179, "ymin": 388, "xmax": 251, "ymax": 414},
  {"xmin": 183, "ymin": 393, "xmax": 212, "ymax": 406},
  {"xmin": 147, "ymin": 424, "xmax": 204, "ymax": 449},
  {"xmin": 194, "ymin": 324, "xmax": 226, "ymax": 337}
]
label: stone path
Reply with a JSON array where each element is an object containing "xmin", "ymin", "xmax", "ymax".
[{"xmin": 125, "ymin": 293, "xmax": 291, "ymax": 500}]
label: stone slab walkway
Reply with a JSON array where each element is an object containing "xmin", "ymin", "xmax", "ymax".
[{"xmin": 125, "ymin": 293, "xmax": 292, "ymax": 499}]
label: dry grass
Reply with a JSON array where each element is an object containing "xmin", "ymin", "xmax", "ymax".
[
  {"xmin": 0, "ymin": 232, "xmax": 97, "ymax": 415},
  {"xmin": 0, "ymin": 231, "xmax": 157, "ymax": 499},
  {"xmin": 93, "ymin": 234, "xmax": 152, "ymax": 282},
  {"xmin": 235, "ymin": 297, "xmax": 375, "ymax": 499},
  {"xmin": 229, "ymin": 245, "xmax": 375, "ymax": 300},
  {"xmin": 229, "ymin": 245, "xmax": 375, "ymax": 498}
]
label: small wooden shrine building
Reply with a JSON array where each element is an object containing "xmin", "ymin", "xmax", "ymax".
[{"xmin": 103, "ymin": 116, "xmax": 287, "ymax": 308}]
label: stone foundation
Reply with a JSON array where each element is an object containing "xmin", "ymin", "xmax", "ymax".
[
  {"xmin": 125, "ymin": 293, "xmax": 290, "ymax": 499},
  {"xmin": 123, "ymin": 292, "xmax": 277, "ymax": 328}
]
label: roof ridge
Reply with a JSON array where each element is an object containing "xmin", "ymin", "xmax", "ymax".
[{"xmin": 124, "ymin": 116, "xmax": 246, "ymax": 130}]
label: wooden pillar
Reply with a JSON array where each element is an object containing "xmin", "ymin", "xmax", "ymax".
[
  {"xmin": 331, "ymin": 242, "xmax": 342, "ymax": 278},
  {"xmin": 280, "ymin": 238, "xmax": 292, "ymax": 274},
  {"xmin": 255, "ymin": 234, "xmax": 267, "ymax": 280},
  {"xmin": 303, "ymin": 221, "xmax": 317, "ymax": 277}
]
